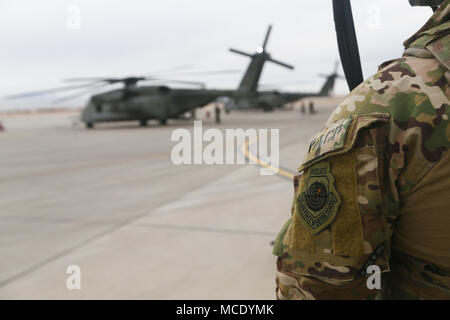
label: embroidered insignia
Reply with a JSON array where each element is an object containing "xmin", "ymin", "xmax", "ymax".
[
  {"xmin": 295, "ymin": 161, "xmax": 341, "ymax": 234},
  {"xmin": 303, "ymin": 117, "xmax": 352, "ymax": 165}
]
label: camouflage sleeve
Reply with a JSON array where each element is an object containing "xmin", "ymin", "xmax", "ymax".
[
  {"xmin": 273, "ymin": 53, "xmax": 450, "ymax": 300},
  {"xmin": 273, "ymin": 117, "xmax": 392, "ymax": 300}
]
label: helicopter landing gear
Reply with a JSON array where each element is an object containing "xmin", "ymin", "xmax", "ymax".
[
  {"xmin": 159, "ymin": 118, "xmax": 167, "ymax": 125},
  {"xmin": 139, "ymin": 119, "xmax": 148, "ymax": 127},
  {"xmin": 259, "ymin": 102, "xmax": 273, "ymax": 112},
  {"xmin": 86, "ymin": 122, "xmax": 94, "ymax": 129}
]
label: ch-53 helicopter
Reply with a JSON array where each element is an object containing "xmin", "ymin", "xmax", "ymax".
[
  {"xmin": 5, "ymin": 25, "xmax": 338, "ymax": 128},
  {"xmin": 224, "ymin": 58, "xmax": 342, "ymax": 112}
]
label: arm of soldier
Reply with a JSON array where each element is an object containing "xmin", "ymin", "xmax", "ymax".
[{"xmin": 273, "ymin": 122, "xmax": 394, "ymax": 300}]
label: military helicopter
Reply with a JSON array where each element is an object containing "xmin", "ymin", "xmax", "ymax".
[
  {"xmin": 224, "ymin": 59, "xmax": 343, "ymax": 112},
  {"xmin": 4, "ymin": 74, "xmax": 232, "ymax": 128},
  {"xmin": 5, "ymin": 24, "xmax": 296, "ymax": 128},
  {"xmin": 5, "ymin": 25, "xmax": 334, "ymax": 127}
]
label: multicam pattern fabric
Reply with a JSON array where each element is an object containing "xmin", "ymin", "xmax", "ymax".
[{"xmin": 274, "ymin": 1, "xmax": 450, "ymax": 300}]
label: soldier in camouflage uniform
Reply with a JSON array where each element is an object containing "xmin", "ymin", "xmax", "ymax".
[{"xmin": 273, "ymin": 1, "xmax": 450, "ymax": 299}]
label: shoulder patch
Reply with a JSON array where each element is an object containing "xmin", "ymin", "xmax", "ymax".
[
  {"xmin": 299, "ymin": 113, "xmax": 390, "ymax": 172},
  {"xmin": 302, "ymin": 117, "xmax": 352, "ymax": 166},
  {"xmin": 295, "ymin": 161, "xmax": 341, "ymax": 234}
]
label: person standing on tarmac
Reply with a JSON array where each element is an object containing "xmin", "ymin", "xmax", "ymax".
[{"xmin": 215, "ymin": 103, "xmax": 221, "ymax": 124}]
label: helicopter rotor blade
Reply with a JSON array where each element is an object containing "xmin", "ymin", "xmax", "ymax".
[
  {"xmin": 267, "ymin": 58, "xmax": 294, "ymax": 70},
  {"xmin": 319, "ymin": 71, "xmax": 345, "ymax": 79},
  {"xmin": 52, "ymin": 82, "xmax": 112, "ymax": 104},
  {"xmin": 260, "ymin": 79, "xmax": 313, "ymax": 86},
  {"xmin": 334, "ymin": 60, "xmax": 340, "ymax": 74},
  {"xmin": 63, "ymin": 77, "xmax": 116, "ymax": 83},
  {"xmin": 4, "ymin": 82, "xmax": 103, "ymax": 100},
  {"xmin": 146, "ymin": 64, "xmax": 194, "ymax": 75},
  {"xmin": 145, "ymin": 78, "xmax": 206, "ymax": 87},
  {"xmin": 64, "ymin": 77, "xmax": 147, "ymax": 84},
  {"xmin": 262, "ymin": 25, "xmax": 272, "ymax": 50},
  {"xmin": 229, "ymin": 48, "xmax": 254, "ymax": 58},
  {"xmin": 150, "ymin": 69, "xmax": 241, "ymax": 77},
  {"xmin": 64, "ymin": 76, "xmax": 204, "ymax": 87}
]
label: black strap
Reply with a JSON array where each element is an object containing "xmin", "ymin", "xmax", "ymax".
[
  {"xmin": 355, "ymin": 243, "xmax": 386, "ymax": 280},
  {"xmin": 332, "ymin": 0, "xmax": 364, "ymax": 91}
]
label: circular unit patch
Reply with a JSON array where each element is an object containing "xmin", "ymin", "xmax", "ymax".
[{"xmin": 305, "ymin": 182, "xmax": 328, "ymax": 211}]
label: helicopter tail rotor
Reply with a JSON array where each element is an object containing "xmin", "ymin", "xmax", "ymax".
[
  {"xmin": 317, "ymin": 61, "xmax": 345, "ymax": 96},
  {"xmin": 267, "ymin": 58, "xmax": 294, "ymax": 70},
  {"xmin": 230, "ymin": 24, "xmax": 295, "ymax": 92},
  {"xmin": 262, "ymin": 25, "xmax": 272, "ymax": 51},
  {"xmin": 229, "ymin": 48, "xmax": 253, "ymax": 58}
]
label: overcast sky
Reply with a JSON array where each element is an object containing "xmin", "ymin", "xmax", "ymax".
[{"xmin": 0, "ymin": 0, "xmax": 432, "ymax": 110}]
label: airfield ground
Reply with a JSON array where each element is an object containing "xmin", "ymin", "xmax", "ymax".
[{"xmin": 0, "ymin": 97, "xmax": 343, "ymax": 299}]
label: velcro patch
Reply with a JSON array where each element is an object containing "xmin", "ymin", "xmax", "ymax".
[
  {"xmin": 295, "ymin": 161, "xmax": 341, "ymax": 234},
  {"xmin": 298, "ymin": 114, "xmax": 390, "ymax": 172},
  {"xmin": 303, "ymin": 117, "xmax": 352, "ymax": 165}
]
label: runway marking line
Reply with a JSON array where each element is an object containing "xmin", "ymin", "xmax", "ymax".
[{"xmin": 241, "ymin": 137, "xmax": 296, "ymax": 180}]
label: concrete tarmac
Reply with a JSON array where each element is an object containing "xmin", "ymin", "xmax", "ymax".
[{"xmin": 0, "ymin": 98, "xmax": 341, "ymax": 299}]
